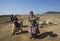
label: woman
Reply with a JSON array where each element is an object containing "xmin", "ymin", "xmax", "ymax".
[
  {"xmin": 10, "ymin": 15, "xmax": 23, "ymax": 35},
  {"xmin": 12, "ymin": 20, "xmax": 23, "ymax": 35},
  {"xmin": 28, "ymin": 11, "xmax": 40, "ymax": 39}
]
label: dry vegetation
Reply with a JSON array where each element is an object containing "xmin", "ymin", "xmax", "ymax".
[{"xmin": 0, "ymin": 14, "xmax": 60, "ymax": 41}]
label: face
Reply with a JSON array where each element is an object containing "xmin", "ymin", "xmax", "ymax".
[
  {"xmin": 30, "ymin": 13, "xmax": 33, "ymax": 16},
  {"xmin": 30, "ymin": 11, "xmax": 33, "ymax": 16}
]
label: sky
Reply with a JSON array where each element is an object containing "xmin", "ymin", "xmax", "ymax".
[{"xmin": 0, "ymin": 0, "xmax": 60, "ymax": 15}]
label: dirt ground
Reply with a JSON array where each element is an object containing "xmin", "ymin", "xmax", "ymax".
[{"xmin": 0, "ymin": 15, "xmax": 60, "ymax": 41}]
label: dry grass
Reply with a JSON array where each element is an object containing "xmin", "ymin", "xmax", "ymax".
[{"xmin": 0, "ymin": 14, "xmax": 60, "ymax": 41}]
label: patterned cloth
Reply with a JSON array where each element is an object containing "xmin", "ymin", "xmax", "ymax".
[
  {"xmin": 28, "ymin": 25, "xmax": 40, "ymax": 34},
  {"xmin": 13, "ymin": 27, "xmax": 20, "ymax": 32},
  {"xmin": 28, "ymin": 15, "xmax": 40, "ymax": 34},
  {"xmin": 12, "ymin": 23, "xmax": 21, "ymax": 32}
]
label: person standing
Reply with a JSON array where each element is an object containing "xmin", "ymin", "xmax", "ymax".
[{"xmin": 28, "ymin": 11, "xmax": 40, "ymax": 39}]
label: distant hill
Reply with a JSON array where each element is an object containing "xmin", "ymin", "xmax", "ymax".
[{"xmin": 44, "ymin": 11, "xmax": 60, "ymax": 14}]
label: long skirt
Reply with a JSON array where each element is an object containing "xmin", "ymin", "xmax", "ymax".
[
  {"xmin": 28, "ymin": 25, "xmax": 40, "ymax": 34},
  {"xmin": 12, "ymin": 23, "xmax": 20, "ymax": 32}
]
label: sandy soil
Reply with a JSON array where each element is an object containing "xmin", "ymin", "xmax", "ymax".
[{"xmin": 0, "ymin": 15, "xmax": 60, "ymax": 41}]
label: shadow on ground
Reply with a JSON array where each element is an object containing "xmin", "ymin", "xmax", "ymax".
[
  {"xmin": 16, "ymin": 31, "xmax": 58, "ymax": 39},
  {"xmin": 16, "ymin": 30, "xmax": 28, "ymax": 35},
  {"xmin": 37, "ymin": 31, "xmax": 58, "ymax": 39}
]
